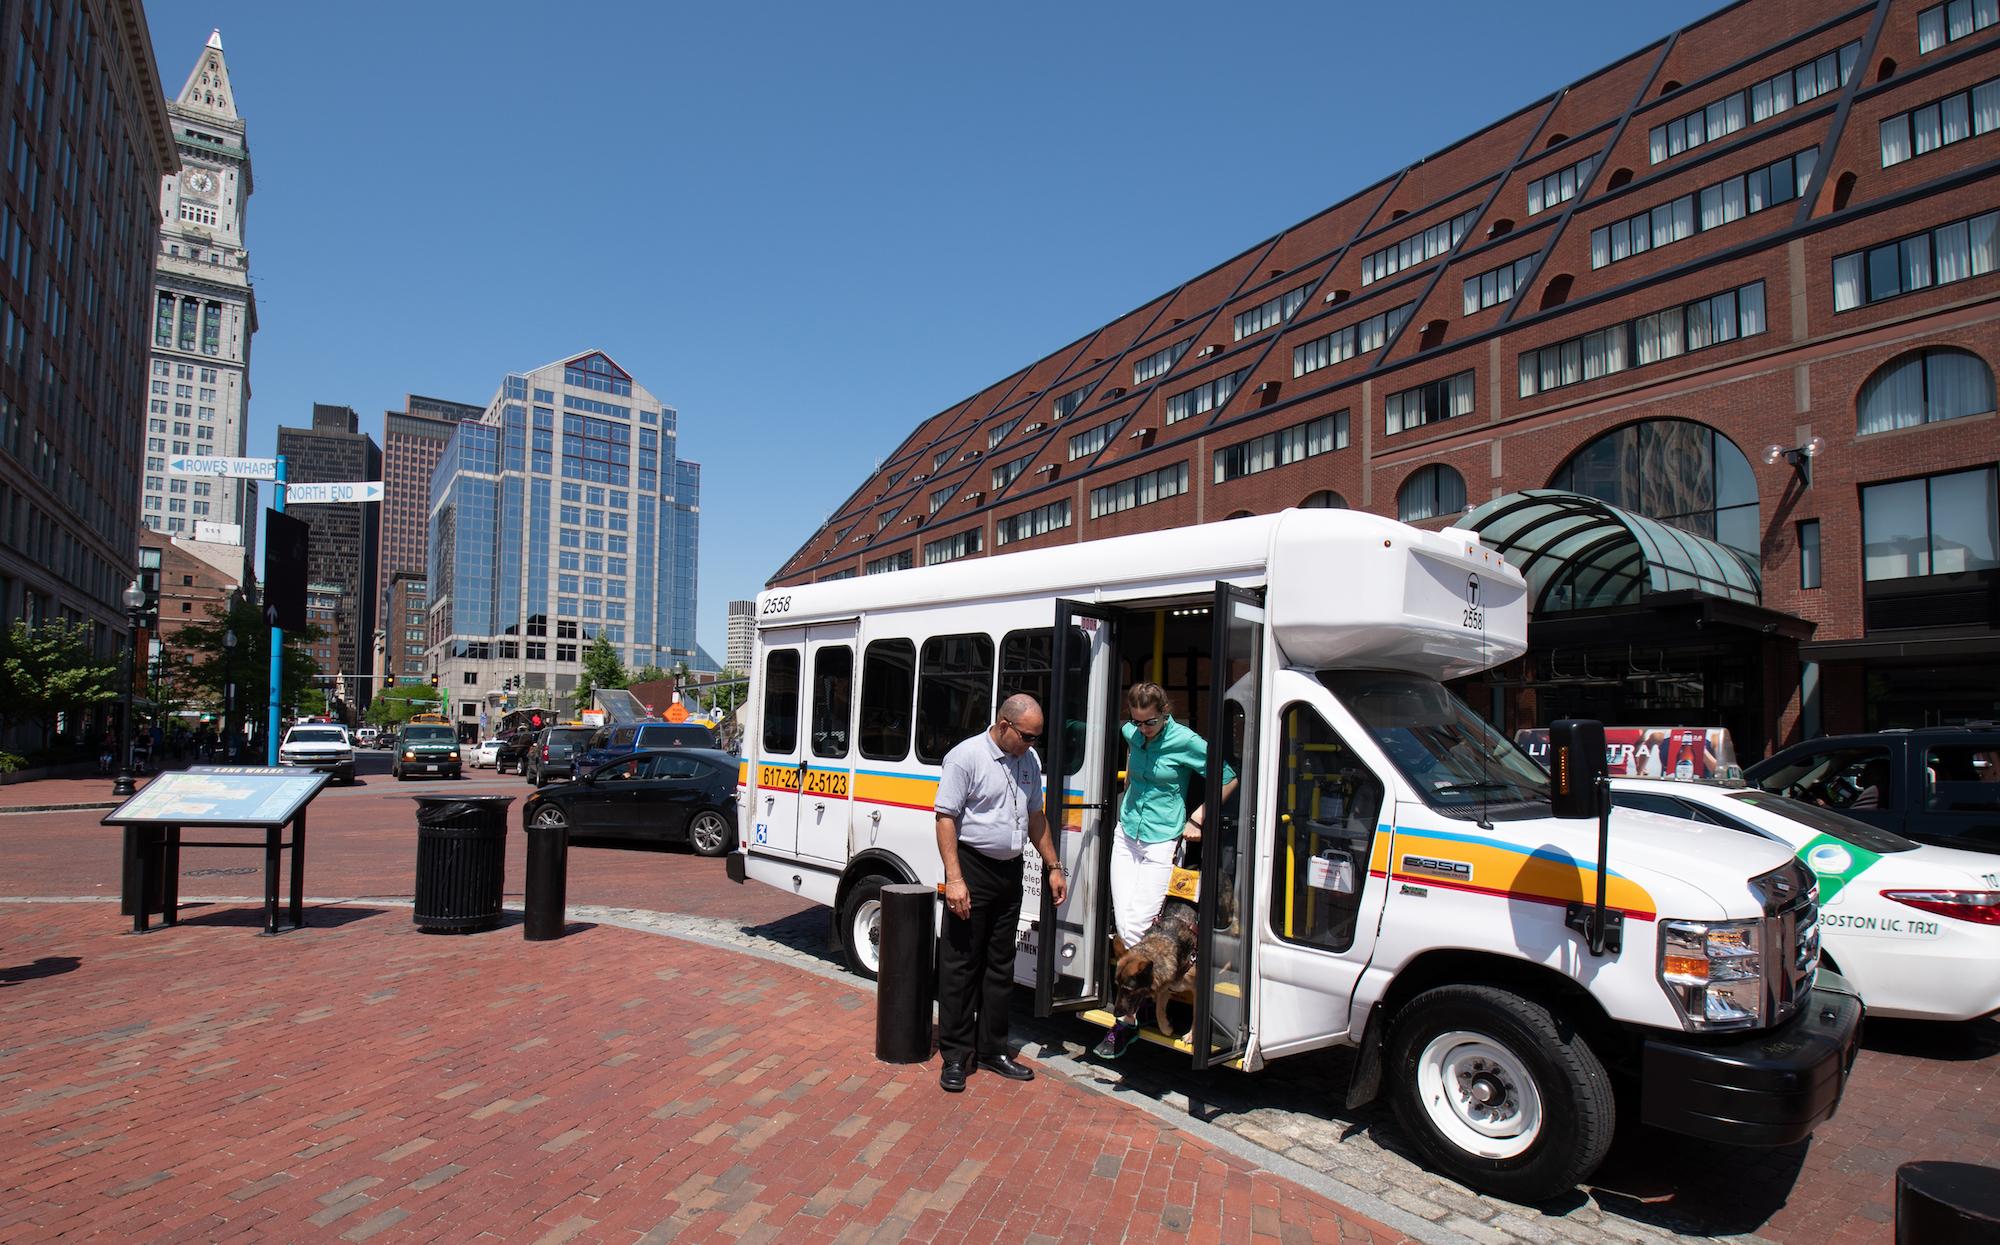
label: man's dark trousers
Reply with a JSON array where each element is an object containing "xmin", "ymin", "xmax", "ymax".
[{"xmin": 936, "ymin": 844, "xmax": 1023, "ymax": 1067}]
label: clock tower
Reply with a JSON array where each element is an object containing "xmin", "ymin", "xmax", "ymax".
[{"xmin": 142, "ymin": 30, "xmax": 259, "ymax": 567}]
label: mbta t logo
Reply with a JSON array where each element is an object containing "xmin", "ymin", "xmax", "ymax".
[{"xmin": 1462, "ymin": 572, "xmax": 1485, "ymax": 631}]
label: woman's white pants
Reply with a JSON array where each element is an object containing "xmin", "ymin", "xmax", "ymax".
[{"xmin": 1111, "ymin": 828, "xmax": 1179, "ymax": 949}]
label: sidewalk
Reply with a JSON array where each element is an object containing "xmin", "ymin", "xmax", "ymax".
[{"xmin": 0, "ymin": 901, "xmax": 1420, "ymax": 1245}]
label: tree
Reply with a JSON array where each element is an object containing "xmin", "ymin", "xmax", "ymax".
[
  {"xmin": 365, "ymin": 684, "xmax": 446, "ymax": 728},
  {"xmin": 572, "ymin": 635, "xmax": 628, "ymax": 713},
  {"xmin": 174, "ymin": 600, "xmax": 326, "ymax": 737},
  {"xmin": 0, "ymin": 620, "xmax": 120, "ymax": 750},
  {"xmin": 699, "ymin": 668, "xmax": 749, "ymax": 718},
  {"xmin": 632, "ymin": 664, "xmax": 670, "ymax": 685}
]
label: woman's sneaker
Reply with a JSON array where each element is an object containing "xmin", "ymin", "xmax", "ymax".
[{"xmin": 1093, "ymin": 1021, "xmax": 1139, "ymax": 1060}]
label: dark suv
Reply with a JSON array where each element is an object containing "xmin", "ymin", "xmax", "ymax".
[
  {"xmin": 494, "ymin": 729, "xmax": 536, "ymax": 775},
  {"xmin": 575, "ymin": 721, "xmax": 719, "ymax": 771},
  {"xmin": 1745, "ymin": 725, "xmax": 2000, "ymax": 854},
  {"xmin": 526, "ymin": 725, "xmax": 597, "ymax": 787}
]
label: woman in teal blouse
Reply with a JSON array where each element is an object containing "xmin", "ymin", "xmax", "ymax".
[{"xmin": 1095, "ymin": 682, "xmax": 1235, "ymax": 1058}]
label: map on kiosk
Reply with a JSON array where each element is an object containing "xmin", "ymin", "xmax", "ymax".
[{"xmin": 101, "ymin": 766, "xmax": 327, "ymax": 827}]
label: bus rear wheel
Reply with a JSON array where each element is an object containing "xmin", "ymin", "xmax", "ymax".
[
  {"xmin": 837, "ymin": 876, "xmax": 888, "ymax": 980},
  {"xmin": 1386, "ymin": 984, "xmax": 1614, "ymax": 1203}
]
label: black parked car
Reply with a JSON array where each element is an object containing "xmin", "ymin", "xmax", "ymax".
[
  {"xmin": 574, "ymin": 721, "xmax": 719, "ymax": 772},
  {"xmin": 521, "ymin": 748, "xmax": 738, "ymax": 855},
  {"xmin": 1745, "ymin": 725, "xmax": 2000, "ymax": 853},
  {"xmin": 494, "ymin": 729, "xmax": 536, "ymax": 775},
  {"xmin": 525, "ymin": 725, "xmax": 597, "ymax": 786}
]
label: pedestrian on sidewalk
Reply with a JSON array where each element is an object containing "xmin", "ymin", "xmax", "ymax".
[{"xmin": 934, "ymin": 693, "xmax": 1066, "ymax": 1093}]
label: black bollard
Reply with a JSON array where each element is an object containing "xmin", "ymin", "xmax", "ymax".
[
  {"xmin": 1896, "ymin": 1161, "xmax": 2000, "ymax": 1244},
  {"xmin": 523, "ymin": 818, "xmax": 569, "ymax": 941},
  {"xmin": 875, "ymin": 883, "xmax": 936, "ymax": 1063}
]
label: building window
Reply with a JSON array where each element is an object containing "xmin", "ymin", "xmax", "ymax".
[
  {"xmin": 1648, "ymin": 41, "xmax": 1859, "ymax": 164},
  {"xmin": 1213, "ymin": 411, "xmax": 1348, "ymax": 484},
  {"xmin": 990, "ymin": 453, "xmax": 1033, "ymax": 491},
  {"xmin": 995, "ymin": 500, "xmax": 1072, "ymax": 546},
  {"xmin": 1862, "ymin": 467, "xmax": 1999, "ymax": 581},
  {"xmin": 1462, "ymin": 258, "xmax": 1536, "ymax": 316},
  {"xmin": 1385, "ymin": 371, "xmax": 1474, "ymax": 434},
  {"xmin": 1233, "ymin": 283, "xmax": 1311, "ymax": 340},
  {"xmin": 1518, "ymin": 281, "xmax": 1766, "ymax": 397},
  {"xmin": 986, "ymin": 414, "xmax": 1023, "ymax": 449},
  {"xmin": 923, "ymin": 528, "xmax": 982, "ymax": 566},
  {"xmin": 928, "ymin": 484, "xmax": 954, "ymax": 515},
  {"xmin": 1301, "ymin": 490, "xmax": 1347, "ymax": 508},
  {"xmin": 1919, "ymin": 0, "xmax": 1999, "ymax": 54},
  {"xmin": 1067, "ymin": 417, "xmax": 1128, "ymax": 461},
  {"xmin": 1132, "ymin": 339, "xmax": 1190, "ymax": 385},
  {"xmin": 1090, "ymin": 462, "xmax": 1189, "ymax": 519},
  {"xmin": 1590, "ymin": 149, "xmax": 1816, "ymax": 269},
  {"xmin": 1051, "ymin": 382, "xmax": 1096, "ymax": 421},
  {"xmin": 932, "ymin": 447, "xmax": 953, "ymax": 471},
  {"xmin": 1833, "ymin": 209, "xmax": 1999, "ymax": 310},
  {"xmin": 1294, "ymin": 303, "xmax": 1414, "ymax": 376},
  {"xmin": 1857, "ymin": 348, "xmax": 1996, "ymax": 434},
  {"xmin": 1360, "ymin": 207, "xmax": 1480, "ymax": 287},
  {"xmin": 1397, "ymin": 465, "xmax": 1467, "ymax": 522},
  {"xmin": 1527, "ymin": 155, "xmax": 1594, "ymax": 216},
  {"xmin": 1551, "ymin": 418, "xmax": 1760, "ymax": 556},
  {"xmin": 1164, "ymin": 368, "xmax": 1249, "ymax": 425},
  {"xmin": 1799, "ymin": 520, "xmax": 1822, "ymax": 589},
  {"xmin": 1881, "ymin": 77, "xmax": 2000, "ymax": 166},
  {"xmin": 866, "ymin": 549, "xmax": 914, "ymax": 575}
]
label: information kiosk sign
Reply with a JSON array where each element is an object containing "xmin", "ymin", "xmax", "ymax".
[{"xmin": 103, "ymin": 766, "xmax": 329, "ymax": 935}]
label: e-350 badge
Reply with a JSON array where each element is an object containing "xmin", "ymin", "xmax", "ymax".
[{"xmin": 1401, "ymin": 853, "xmax": 1473, "ymax": 883}]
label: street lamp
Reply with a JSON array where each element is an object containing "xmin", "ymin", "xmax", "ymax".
[
  {"xmin": 113, "ymin": 579, "xmax": 146, "ymax": 796},
  {"xmin": 223, "ymin": 627, "xmax": 238, "ymax": 762}
]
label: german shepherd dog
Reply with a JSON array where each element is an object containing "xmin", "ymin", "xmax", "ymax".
[{"xmin": 1112, "ymin": 883, "xmax": 1237, "ymax": 1041}]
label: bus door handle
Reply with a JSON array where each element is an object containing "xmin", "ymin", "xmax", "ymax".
[{"xmin": 1065, "ymin": 799, "xmax": 1114, "ymax": 812}]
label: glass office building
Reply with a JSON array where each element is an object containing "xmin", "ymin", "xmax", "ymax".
[{"xmin": 428, "ymin": 352, "xmax": 699, "ymax": 726}]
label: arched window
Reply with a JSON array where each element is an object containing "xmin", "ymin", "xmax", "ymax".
[
  {"xmin": 1398, "ymin": 466, "xmax": 1466, "ymax": 522},
  {"xmin": 1607, "ymin": 167, "xmax": 1633, "ymax": 190},
  {"xmin": 1858, "ymin": 348, "xmax": 1995, "ymax": 434},
  {"xmin": 1300, "ymin": 490, "xmax": 1347, "ymax": 509},
  {"xmin": 1551, "ymin": 418, "xmax": 1759, "ymax": 556},
  {"xmin": 1225, "ymin": 509, "xmax": 1256, "ymax": 520}
]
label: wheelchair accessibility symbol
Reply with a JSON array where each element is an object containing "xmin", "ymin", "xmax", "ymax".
[{"xmin": 753, "ymin": 822, "xmax": 769, "ymax": 845}]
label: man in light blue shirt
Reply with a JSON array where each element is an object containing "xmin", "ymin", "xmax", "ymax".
[{"xmin": 934, "ymin": 693, "xmax": 1067, "ymax": 1093}]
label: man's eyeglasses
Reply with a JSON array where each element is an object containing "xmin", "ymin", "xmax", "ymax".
[
  {"xmin": 1005, "ymin": 720, "xmax": 1042, "ymax": 744},
  {"xmin": 1130, "ymin": 715, "xmax": 1163, "ymax": 730}
]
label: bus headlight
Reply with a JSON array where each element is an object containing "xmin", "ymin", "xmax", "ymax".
[{"xmin": 1659, "ymin": 918, "xmax": 1763, "ymax": 1031}]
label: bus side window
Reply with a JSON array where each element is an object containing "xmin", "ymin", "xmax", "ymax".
[
  {"xmin": 811, "ymin": 645, "xmax": 854, "ymax": 758},
  {"xmin": 916, "ymin": 633, "xmax": 995, "ymax": 765},
  {"xmin": 762, "ymin": 649, "xmax": 801, "ymax": 754},
  {"xmin": 1269, "ymin": 704, "xmax": 1383, "ymax": 954},
  {"xmin": 859, "ymin": 639, "xmax": 915, "ymax": 762}
]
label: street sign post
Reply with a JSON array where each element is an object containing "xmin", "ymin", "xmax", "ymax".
[
  {"xmin": 167, "ymin": 455, "xmax": 279, "ymax": 479},
  {"xmin": 286, "ymin": 481, "xmax": 385, "ymax": 505}
]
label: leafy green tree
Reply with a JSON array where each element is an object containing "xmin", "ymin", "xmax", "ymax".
[
  {"xmin": 572, "ymin": 635, "xmax": 628, "ymax": 713},
  {"xmin": 365, "ymin": 684, "xmax": 446, "ymax": 727},
  {"xmin": 174, "ymin": 600, "xmax": 326, "ymax": 733},
  {"xmin": 0, "ymin": 620, "xmax": 120, "ymax": 748},
  {"xmin": 688, "ymin": 668, "xmax": 748, "ymax": 717},
  {"xmin": 632, "ymin": 664, "xmax": 670, "ymax": 684}
]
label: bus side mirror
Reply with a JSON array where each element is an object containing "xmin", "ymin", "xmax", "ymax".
[{"xmin": 1548, "ymin": 719, "xmax": 1607, "ymax": 820}]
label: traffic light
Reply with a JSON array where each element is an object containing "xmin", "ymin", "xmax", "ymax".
[
  {"xmin": 429, "ymin": 672, "xmax": 440, "ymax": 689},
  {"xmin": 382, "ymin": 670, "xmax": 395, "ymax": 691}
]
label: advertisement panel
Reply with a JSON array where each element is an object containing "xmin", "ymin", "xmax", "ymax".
[{"xmin": 1514, "ymin": 726, "xmax": 1742, "ymax": 781}]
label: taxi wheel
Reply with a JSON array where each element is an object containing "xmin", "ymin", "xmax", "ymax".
[{"xmin": 1387, "ymin": 984, "xmax": 1614, "ymax": 1203}]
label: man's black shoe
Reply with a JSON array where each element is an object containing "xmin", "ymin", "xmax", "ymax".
[
  {"xmin": 977, "ymin": 1054, "xmax": 1034, "ymax": 1082},
  {"xmin": 940, "ymin": 1058, "xmax": 968, "ymax": 1093}
]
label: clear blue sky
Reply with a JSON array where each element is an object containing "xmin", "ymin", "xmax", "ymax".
[{"xmin": 144, "ymin": 0, "xmax": 1718, "ymax": 661}]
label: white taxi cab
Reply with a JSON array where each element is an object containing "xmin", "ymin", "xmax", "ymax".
[{"xmin": 1613, "ymin": 777, "xmax": 2000, "ymax": 1022}]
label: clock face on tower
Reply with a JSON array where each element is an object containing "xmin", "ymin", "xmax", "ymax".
[{"xmin": 185, "ymin": 169, "xmax": 218, "ymax": 199}]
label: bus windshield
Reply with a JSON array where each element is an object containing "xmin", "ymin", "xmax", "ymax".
[{"xmin": 1319, "ymin": 669, "xmax": 1550, "ymax": 819}]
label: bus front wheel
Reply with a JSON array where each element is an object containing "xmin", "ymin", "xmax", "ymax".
[{"xmin": 1386, "ymin": 984, "xmax": 1614, "ymax": 1203}]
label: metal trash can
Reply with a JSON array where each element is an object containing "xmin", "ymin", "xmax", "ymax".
[{"xmin": 411, "ymin": 796, "xmax": 514, "ymax": 933}]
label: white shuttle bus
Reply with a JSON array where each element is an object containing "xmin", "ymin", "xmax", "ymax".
[{"xmin": 730, "ymin": 510, "xmax": 1859, "ymax": 1199}]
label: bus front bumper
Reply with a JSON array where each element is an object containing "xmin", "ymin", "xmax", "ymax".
[{"xmin": 1638, "ymin": 972, "xmax": 1863, "ymax": 1148}]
